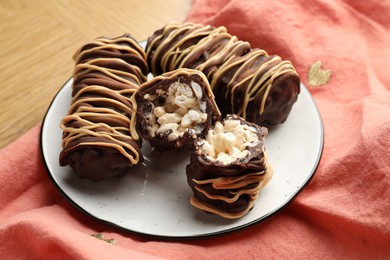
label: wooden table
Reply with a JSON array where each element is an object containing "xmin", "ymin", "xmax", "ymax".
[{"xmin": 0, "ymin": 0, "xmax": 191, "ymax": 148}]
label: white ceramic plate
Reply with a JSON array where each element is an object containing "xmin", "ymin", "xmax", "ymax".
[{"xmin": 41, "ymin": 52, "xmax": 323, "ymax": 239}]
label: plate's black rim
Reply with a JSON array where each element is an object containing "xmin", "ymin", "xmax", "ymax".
[{"xmin": 40, "ymin": 79, "xmax": 324, "ymax": 241}]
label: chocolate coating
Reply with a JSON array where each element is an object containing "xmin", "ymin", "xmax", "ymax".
[
  {"xmin": 60, "ymin": 137, "xmax": 142, "ymax": 182},
  {"xmin": 59, "ymin": 34, "xmax": 148, "ymax": 181},
  {"xmin": 186, "ymin": 115, "xmax": 273, "ymax": 219},
  {"xmin": 133, "ymin": 68, "xmax": 221, "ymax": 151},
  {"xmin": 146, "ymin": 22, "xmax": 300, "ymax": 126}
]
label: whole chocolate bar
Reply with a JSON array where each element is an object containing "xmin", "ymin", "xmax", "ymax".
[
  {"xmin": 186, "ymin": 114, "xmax": 273, "ymax": 219},
  {"xmin": 59, "ymin": 34, "xmax": 147, "ymax": 181},
  {"xmin": 146, "ymin": 22, "xmax": 300, "ymax": 126},
  {"xmin": 132, "ymin": 68, "xmax": 221, "ymax": 151}
]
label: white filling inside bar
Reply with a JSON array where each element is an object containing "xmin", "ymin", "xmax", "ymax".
[
  {"xmin": 199, "ymin": 119, "xmax": 260, "ymax": 164},
  {"xmin": 144, "ymin": 81, "xmax": 208, "ymax": 141}
]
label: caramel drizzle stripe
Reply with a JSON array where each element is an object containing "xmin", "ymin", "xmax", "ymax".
[
  {"xmin": 177, "ymin": 28, "xmax": 229, "ymax": 69},
  {"xmin": 68, "ymin": 96, "xmax": 132, "ymax": 115},
  {"xmin": 190, "ymin": 196, "xmax": 257, "ymax": 219},
  {"xmin": 61, "ymin": 117, "xmax": 130, "ymax": 146},
  {"xmin": 71, "ymin": 85, "xmax": 133, "ymax": 104},
  {"xmin": 146, "ymin": 21, "xmax": 182, "ymax": 61},
  {"xmin": 162, "ymin": 26, "xmax": 216, "ymax": 71},
  {"xmin": 192, "ymin": 171, "xmax": 265, "ymax": 187},
  {"xmin": 209, "ymin": 54, "xmax": 247, "ymax": 91},
  {"xmin": 62, "ymin": 115, "xmax": 132, "ymax": 143},
  {"xmin": 74, "ymin": 106, "xmax": 127, "ymax": 116},
  {"xmin": 195, "ymin": 36, "xmax": 238, "ymax": 72},
  {"xmin": 147, "ymin": 22, "xmax": 185, "ymax": 72},
  {"xmin": 74, "ymin": 41, "xmax": 146, "ymax": 63},
  {"xmin": 61, "ymin": 125, "xmax": 120, "ymax": 151},
  {"xmin": 194, "ymin": 183, "xmax": 261, "ymax": 204},
  {"xmin": 149, "ymin": 22, "xmax": 223, "ymax": 74},
  {"xmin": 162, "ymin": 27, "xmax": 218, "ymax": 72},
  {"xmin": 84, "ymin": 58, "xmax": 147, "ymax": 84},
  {"xmin": 228, "ymin": 53, "xmax": 277, "ymax": 116},
  {"xmin": 64, "ymin": 111, "xmax": 130, "ymax": 124},
  {"xmin": 62, "ymin": 126, "xmax": 131, "ymax": 146},
  {"xmin": 68, "ymin": 103, "xmax": 130, "ymax": 131},
  {"xmin": 74, "ymin": 62, "xmax": 142, "ymax": 87},
  {"xmin": 76, "ymin": 53, "xmax": 147, "ymax": 83},
  {"xmin": 129, "ymin": 94, "xmax": 139, "ymax": 141},
  {"xmin": 207, "ymin": 175, "xmax": 264, "ymax": 190},
  {"xmin": 244, "ymin": 57, "xmax": 284, "ymax": 111},
  {"xmin": 158, "ymin": 26, "xmax": 200, "ymax": 71},
  {"xmin": 61, "ymin": 121, "xmax": 141, "ymax": 165},
  {"xmin": 71, "ymin": 107, "xmax": 130, "ymax": 126},
  {"xmin": 118, "ymin": 88, "xmax": 138, "ymax": 95},
  {"xmin": 255, "ymin": 61, "xmax": 297, "ymax": 115},
  {"xmin": 97, "ymin": 37, "xmax": 147, "ymax": 60},
  {"xmin": 226, "ymin": 50, "xmax": 269, "ymax": 97},
  {"xmin": 76, "ymin": 44, "xmax": 142, "ymax": 61},
  {"xmin": 148, "ymin": 23, "xmax": 187, "ymax": 74}
]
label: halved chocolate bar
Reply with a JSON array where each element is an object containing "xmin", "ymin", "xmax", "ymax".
[
  {"xmin": 186, "ymin": 114, "xmax": 273, "ymax": 219},
  {"xmin": 132, "ymin": 68, "xmax": 221, "ymax": 151}
]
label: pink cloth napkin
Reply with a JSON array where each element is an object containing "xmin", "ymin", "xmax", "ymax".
[{"xmin": 1, "ymin": 0, "xmax": 390, "ymax": 259}]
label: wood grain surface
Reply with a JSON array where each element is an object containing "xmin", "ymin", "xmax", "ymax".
[{"xmin": 0, "ymin": 0, "xmax": 191, "ymax": 148}]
